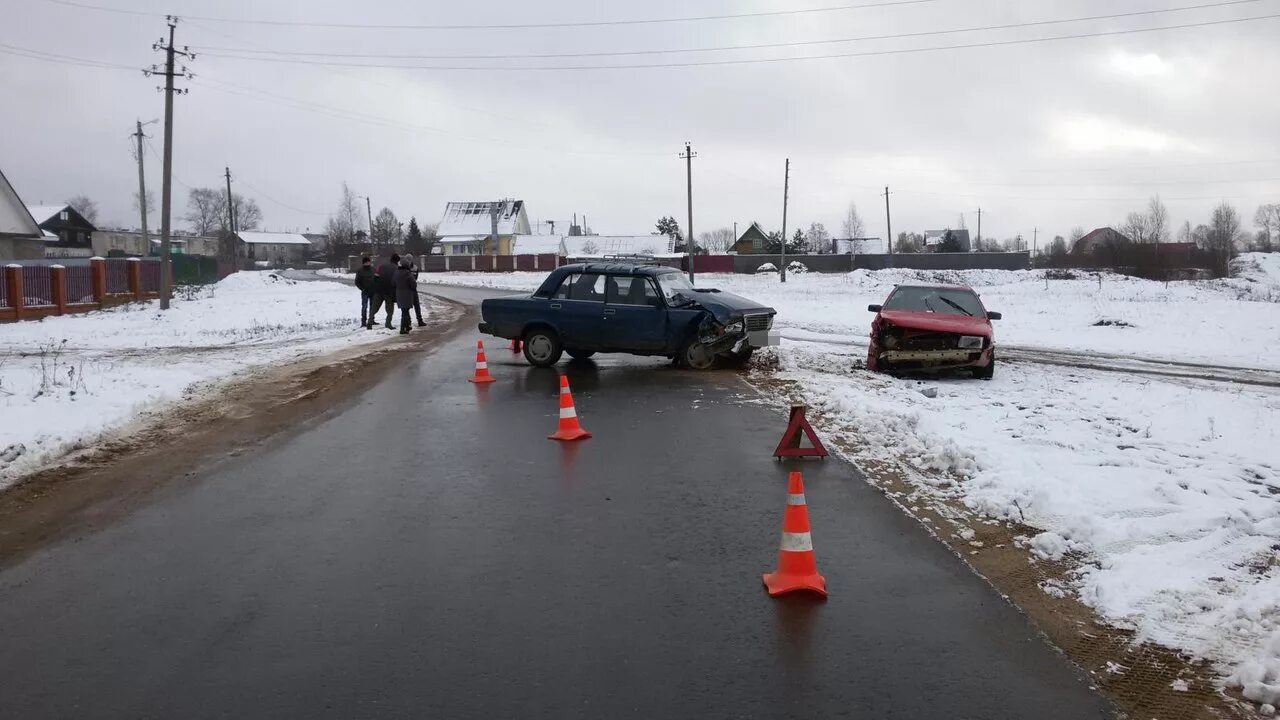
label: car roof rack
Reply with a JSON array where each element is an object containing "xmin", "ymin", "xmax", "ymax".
[{"xmin": 599, "ymin": 254, "xmax": 662, "ymax": 265}]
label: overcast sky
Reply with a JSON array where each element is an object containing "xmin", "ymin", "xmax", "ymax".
[{"xmin": 3, "ymin": 0, "xmax": 1278, "ymax": 245}]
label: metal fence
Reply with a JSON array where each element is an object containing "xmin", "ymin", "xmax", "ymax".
[
  {"xmin": 66, "ymin": 265, "xmax": 95, "ymax": 304},
  {"xmin": 21, "ymin": 266, "xmax": 54, "ymax": 306},
  {"xmin": 0, "ymin": 271, "xmax": 8, "ymax": 308},
  {"xmin": 139, "ymin": 261, "xmax": 160, "ymax": 293},
  {"xmin": 106, "ymin": 260, "xmax": 129, "ymax": 293}
]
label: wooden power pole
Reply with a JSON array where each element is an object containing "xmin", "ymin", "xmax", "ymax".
[
  {"xmin": 224, "ymin": 167, "xmax": 237, "ymax": 238},
  {"xmin": 148, "ymin": 16, "xmax": 193, "ymax": 310},
  {"xmin": 132, "ymin": 120, "xmax": 154, "ymax": 252},
  {"xmin": 680, "ymin": 142, "xmax": 696, "ymax": 283},
  {"xmin": 780, "ymin": 158, "xmax": 790, "ymax": 283}
]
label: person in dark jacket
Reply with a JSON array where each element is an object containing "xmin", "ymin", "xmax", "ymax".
[
  {"xmin": 354, "ymin": 256, "xmax": 375, "ymax": 327},
  {"xmin": 406, "ymin": 254, "xmax": 426, "ymax": 327},
  {"xmin": 368, "ymin": 254, "xmax": 399, "ymax": 329},
  {"xmin": 393, "ymin": 255, "xmax": 417, "ymax": 334}
]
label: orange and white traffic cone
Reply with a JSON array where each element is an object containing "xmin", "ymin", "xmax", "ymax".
[
  {"xmin": 548, "ymin": 374, "xmax": 591, "ymax": 441},
  {"xmin": 509, "ymin": 338, "xmax": 522, "ymax": 353},
  {"xmin": 763, "ymin": 471, "xmax": 827, "ymax": 597},
  {"xmin": 468, "ymin": 340, "xmax": 496, "ymax": 384}
]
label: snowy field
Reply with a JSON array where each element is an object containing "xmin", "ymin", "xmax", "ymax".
[
  {"xmin": 423, "ymin": 255, "xmax": 1280, "ymax": 700},
  {"xmin": 0, "ymin": 272, "xmax": 389, "ymax": 487},
  {"xmin": 422, "ymin": 252, "xmax": 1280, "ymax": 369}
]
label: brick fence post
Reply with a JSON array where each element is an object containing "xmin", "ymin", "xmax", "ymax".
[
  {"xmin": 5, "ymin": 264, "xmax": 24, "ymax": 321},
  {"xmin": 90, "ymin": 256, "xmax": 106, "ymax": 304},
  {"xmin": 49, "ymin": 265, "xmax": 67, "ymax": 316},
  {"xmin": 127, "ymin": 257, "xmax": 142, "ymax": 300}
]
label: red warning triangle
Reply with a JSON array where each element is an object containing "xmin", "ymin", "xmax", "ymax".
[{"xmin": 774, "ymin": 405, "xmax": 829, "ymax": 459}]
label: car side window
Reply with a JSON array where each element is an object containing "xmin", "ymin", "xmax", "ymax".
[
  {"xmin": 607, "ymin": 275, "xmax": 660, "ymax": 307},
  {"xmin": 552, "ymin": 273, "xmax": 579, "ymax": 299},
  {"xmin": 568, "ymin": 273, "xmax": 605, "ymax": 302}
]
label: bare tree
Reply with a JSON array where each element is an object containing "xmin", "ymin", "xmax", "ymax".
[
  {"xmin": 221, "ymin": 192, "xmax": 262, "ymax": 232},
  {"xmin": 65, "ymin": 194, "xmax": 99, "ymax": 224},
  {"xmin": 1146, "ymin": 195, "xmax": 1169, "ymax": 244},
  {"xmin": 325, "ymin": 182, "xmax": 362, "ymax": 248},
  {"xmin": 807, "ymin": 222, "xmax": 831, "ymax": 253},
  {"xmin": 183, "ymin": 188, "xmax": 223, "ymax": 235},
  {"xmin": 696, "ymin": 227, "xmax": 735, "ymax": 253},
  {"xmin": 1120, "ymin": 211, "xmax": 1150, "ymax": 244},
  {"xmin": 1255, "ymin": 203, "xmax": 1279, "ymax": 252},
  {"xmin": 1201, "ymin": 202, "xmax": 1243, "ymax": 277},
  {"xmin": 1177, "ymin": 220, "xmax": 1193, "ymax": 243},
  {"xmin": 371, "ymin": 207, "xmax": 402, "ymax": 246},
  {"xmin": 132, "ymin": 189, "xmax": 155, "ymax": 216},
  {"xmin": 841, "ymin": 201, "xmax": 865, "ymax": 239}
]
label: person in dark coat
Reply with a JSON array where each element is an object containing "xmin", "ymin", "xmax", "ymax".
[
  {"xmin": 393, "ymin": 255, "xmax": 418, "ymax": 334},
  {"xmin": 354, "ymin": 256, "xmax": 375, "ymax": 328},
  {"xmin": 406, "ymin": 254, "xmax": 426, "ymax": 327},
  {"xmin": 368, "ymin": 253, "xmax": 399, "ymax": 329}
]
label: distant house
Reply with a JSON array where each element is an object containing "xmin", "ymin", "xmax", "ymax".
[
  {"xmin": 93, "ymin": 230, "xmax": 221, "ymax": 258},
  {"xmin": 923, "ymin": 229, "xmax": 971, "ymax": 252},
  {"xmin": 832, "ymin": 237, "xmax": 884, "ymax": 254},
  {"xmin": 436, "ymin": 200, "xmax": 531, "ymax": 256},
  {"xmin": 0, "ymin": 168, "xmax": 45, "ymax": 260},
  {"xmin": 730, "ymin": 222, "xmax": 770, "ymax": 254},
  {"xmin": 562, "ymin": 235, "xmax": 669, "ymax": 258},
  {"xmin": 1073, "ymin": 227, "xmax": 1132, "ymax": 254},
  {"xmin": 236, "ymin": 230, "xmax": 312, "ymax": 265},
  {"xmin": 25, "ymin": 203, "xmax": 97, "ymax": 258},
  {"xmin": 508, "ymin": 234, "xmax": 564, "ymax": 256}
]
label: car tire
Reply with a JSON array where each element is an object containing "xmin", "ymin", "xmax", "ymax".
[
  {"xmin": 522, "ymin": 328, "xmax": 563, "ymax": 367},
  {"xmin": 974, "ymin": 354, "xmax": 995, "ymax": 380},
  {"xmin": 566, "ymin": 348, "xmax": 596, "ymax": 360},
  {"xmin": 679, "ymin": 340, "xmax": 717, "ymax": 370}
]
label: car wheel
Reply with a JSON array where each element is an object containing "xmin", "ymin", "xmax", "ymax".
[
  {"xmin": 680, "ymin": 340, "xmax": 717, "ymax": 370},
  {"xmin": 973, "ymin": 354, "xmax": 995, "ymax": 380},
  {"xmin": 566, "ymin": 348, "xmax": 596, "ymax": 360},
  {"xmin": 522, "ymin": 329, "xmax": 563, "ymax": 367}
]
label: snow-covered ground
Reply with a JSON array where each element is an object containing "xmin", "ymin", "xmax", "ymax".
[
  {"xmin": 766, "ymin": 340, "xmax": 1280, "ymax": 701},
  {"xmin": 422, "ymin": 252, "xmax": 1280, "ymax": 369},
  {"xmin": 0, "ymin": 271, "xmax": 389, "ymax": 487}
]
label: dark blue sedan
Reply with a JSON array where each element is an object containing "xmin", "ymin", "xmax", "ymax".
[{"xmin": 478, "ymin": 263, "xmax": 779, "ymax": 369}]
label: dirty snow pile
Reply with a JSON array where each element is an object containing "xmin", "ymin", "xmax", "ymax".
[
  {"xmin": 769, "ymin": 340, "xmax": 1280, "ymax": 700},
  {"xmin": 0, "ymin": 271, "xmax": 389, "ymax": 487}
]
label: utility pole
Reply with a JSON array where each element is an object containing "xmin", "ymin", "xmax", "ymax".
[
  {"xmin": 1033, "ymin": 227, "xmax": 1038, "ymax": 257},
  {"xmin": 224, "ymin": 167, "xmax": 238, "ymax": 239},
  {"xmin": 147, "ymin": 15, "xmax": 193, "ymax": 311},
  {"xmin": 131, "ymin": 120, "xmax": 155, "ymax": 251},
  {"xmin": 680, "ymin": 142, "xmax": 696, "ymax": 283},
  {"xmin": 365, "ymin": 196, "xmax": 374, "ymax": 247},
  {"xmin": 976, "ymin": 207, "xmax": 982, "ymax": 249},
  {"xmin": 780, "ymin": 158, "xmax": 790, "ymax": 283},
  {"xmin": 882, "ymin": 186, "xmax": 893, "ymax": 260}
]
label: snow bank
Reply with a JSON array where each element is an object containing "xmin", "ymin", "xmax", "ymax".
[
  {"xmin": 0, "ymin": 271, "xmax": 390, "ymax": 486},
  {"xmin": 770, "ymin": 339, "xmax": 1280, "ymax": 694}
]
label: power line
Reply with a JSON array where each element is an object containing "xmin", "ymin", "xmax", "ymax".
[
  {"xmin": 42, "ymin": 0, "xmax": 944, "ymax": 30},
  {"xmin": 190, "ymin": 13, "xmax": 1280, "ymax": 71},
  {"xmin": 232, "ymin": 175, "xmax": 331, "ymax": 216},
  {"xmin": 0, "ymin": 42, "xmax": 141, "ymax": 71},
  {"xmin": 187, "ymin": 0, "xmax": 1271, "ymax": 60}
]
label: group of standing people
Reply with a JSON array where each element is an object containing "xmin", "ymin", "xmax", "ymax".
[{"xmin": 354, "ymin": 253, "xmax": 424, "ymax": 334}]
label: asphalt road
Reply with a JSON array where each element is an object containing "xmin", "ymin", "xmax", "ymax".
[{"xmin": 0, "ymin": 284, "xmax": 1112, "ymax": 719}]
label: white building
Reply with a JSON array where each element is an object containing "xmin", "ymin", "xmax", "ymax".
[
  {"xmin": 236, "ymin": 231, "xmax": 312, "ymax": 265},
  {"xmin": 436, "ymin": 200, "xmax": 531, "ymax": 256},
  {"xmin": 0, "ymin": 168, "xmax": 44, "ymax": 260}
]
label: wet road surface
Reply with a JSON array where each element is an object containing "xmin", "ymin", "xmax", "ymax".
[{"xmin": 0, "ymin": 284, "xmax": 1112, "ymax": 719}]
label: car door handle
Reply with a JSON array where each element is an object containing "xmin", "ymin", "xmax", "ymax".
[
  {"xmin": 550, "ymin": 303, "xmax": 561, "ymax": 309},
  {"xmin": 603, "ymin": 308, "xmax": 616, "ymax": 315}
]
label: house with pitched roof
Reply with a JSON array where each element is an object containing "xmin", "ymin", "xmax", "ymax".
[
  {"xmin": 435, "ymin": 200, "xmax": 531, "ymax": 255},
  {"xmin": 25, "ymin": 203, "xmax": 97, "ymax": 258},
  {"xmin": 0, "ymin": 168, "xmax": 45, "ymax": 260}
]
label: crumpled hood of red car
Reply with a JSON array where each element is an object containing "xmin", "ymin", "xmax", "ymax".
[{"xmin": 879, "ymin": 310, "xmax": 993, "ymax": 336}]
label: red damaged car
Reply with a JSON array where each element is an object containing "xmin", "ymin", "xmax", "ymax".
[{"xmin": 866, "ymin": 283, "xmax": 1002, "ymax": 379}]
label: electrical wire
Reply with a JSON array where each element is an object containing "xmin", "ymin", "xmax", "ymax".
[
  {"xmin": 0, "ymin": 42, "xmax": 142, "ymax": 72},
  {"xmin": 42, "ymin": 0, "xmax": 944, "ymax": 30},
  {"xmin": 191, "ymin": 13, "xmax": 1280, "ymax": 70},
  {"xmin": 231, "ymin": 175, "xmax": 331, "ymax": 216},
  {"xmin": 188, "ymin": 0, "xmax": 1273, "ymax": 61}
]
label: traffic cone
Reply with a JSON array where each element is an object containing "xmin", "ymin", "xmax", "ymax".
[
  {"xmin": 763, "ymin": 471, "xmax": 827, "ymax": 597},
  {"xmin": 468, "ymin": 340, "xmax": 496, "ymax": 384},
  {"xmin": 509, "ymin": 338, "xmax": 522, "ymax": 353},
  {"xmin": 548, "ymin": 374, "xmax": 591, "ymax": 441}
]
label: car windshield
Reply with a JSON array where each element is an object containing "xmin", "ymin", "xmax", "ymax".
[
  {"xmin": 655, "ymin": 273, "xmax": 695, "ymax": 306},
  {"xmin": 884, "ymin": 286, "xmax": 985, "ymax": 317}
]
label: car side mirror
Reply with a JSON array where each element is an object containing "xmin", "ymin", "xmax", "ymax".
[
  {"xmin": 867, "ymin": 304, "xmax": 882, "ymax": 312},
  {"xmin": 987, "ymin": 311, "xmax": 1002, "ymax": 320}
]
